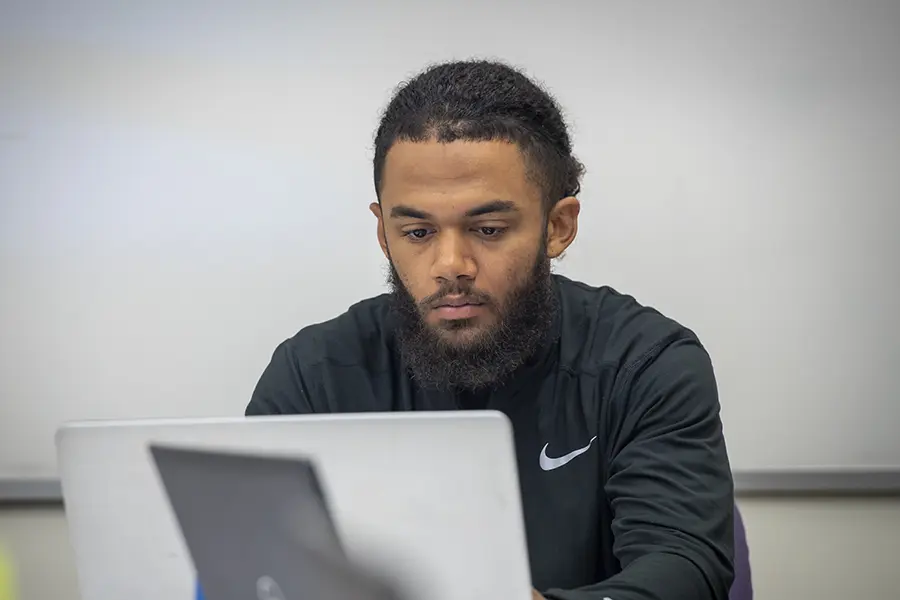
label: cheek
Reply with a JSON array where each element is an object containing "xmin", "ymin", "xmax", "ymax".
[
  {"xmin": 479, "ymin": 251, "xmax": 537, "ymax": 306},
  {"xmin": 391, "ymin": 256, "xmax": 431, "ymax": 301}
]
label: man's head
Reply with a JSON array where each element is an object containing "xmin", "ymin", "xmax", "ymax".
[{"xmin": 369, "ymin": 60, "xmax": 583, "ymax": 390}]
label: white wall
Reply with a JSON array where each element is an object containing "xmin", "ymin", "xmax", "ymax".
[
  {"xmin": 3, "ymin": 499, "xmax": 900, "ymax": 600},
  {"xmin": 2, "ymin": 0, "xmax": 900, "ymax": 478}
]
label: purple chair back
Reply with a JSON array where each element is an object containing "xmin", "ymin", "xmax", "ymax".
[{"xmin": 730, "ymin": 504, "xmax": 753, "ymax": 600}]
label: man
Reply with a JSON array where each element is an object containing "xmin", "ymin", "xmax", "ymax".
[{"xmin": 247, "ymin": 60, "xmax": 735, "ymax": 600}]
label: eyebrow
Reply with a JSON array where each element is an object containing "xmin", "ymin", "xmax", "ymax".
[{"xmin": 389, "ymin": 200, "xmax": 518, "ymax": 219}]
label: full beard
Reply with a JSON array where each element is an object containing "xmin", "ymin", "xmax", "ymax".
[{"xmin": 387, "ymin": 247, "xmax": 557, "ymax": 392}]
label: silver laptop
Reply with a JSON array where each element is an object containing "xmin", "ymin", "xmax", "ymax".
[
  {"xmin": 149, "ymin": 444, "xmax": 402, "ymax": 600},
  {"xmin": 57, "ymin": 411, "xmax": 533, "ymax": 600}
]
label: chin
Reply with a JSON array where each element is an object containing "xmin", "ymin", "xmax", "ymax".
[{"xmin": 433, "ymin": 321, "xmax": 490, "ymax": 345}]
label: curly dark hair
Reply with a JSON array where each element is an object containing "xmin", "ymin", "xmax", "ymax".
[{"xmin": 373, "ymin": 59, "xmax": 585, "ymax": 212}]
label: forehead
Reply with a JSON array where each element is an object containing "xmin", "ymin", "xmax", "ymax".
[{"xmin": 380, "ymin": 140, "xmax": 542, "ymax": 212}]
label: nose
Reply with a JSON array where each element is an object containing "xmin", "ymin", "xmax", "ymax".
[{"xmin": 430, "ymin": 231, "xmax": 477, "ymax": 282}]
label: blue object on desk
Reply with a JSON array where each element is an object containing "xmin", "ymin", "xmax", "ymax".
[{"xmin": 196, "ymin": 580, "xmax": 204, "ymax": 600}]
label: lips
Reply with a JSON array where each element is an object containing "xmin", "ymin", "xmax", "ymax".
[
  {"xmin": 430, "ymin": 295, "xmax": 487, "ymax": 320},
  {"xmin": 433, "ymin": 296, "xmax": 483, "ymax": 309}
]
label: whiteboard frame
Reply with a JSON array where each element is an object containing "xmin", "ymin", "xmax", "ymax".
[{"xmin": 3, "ymin": 470, "xmax": 900, "ymax": 505}]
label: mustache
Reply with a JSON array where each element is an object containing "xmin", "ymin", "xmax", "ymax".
[{"xmin": 418, "ymin": 282, "xmax": 494, "ymax": 310}]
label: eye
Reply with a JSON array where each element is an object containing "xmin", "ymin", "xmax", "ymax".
[
  {"xmin": 403, "ymin": 228, "xmax": 432, "ymax": 241},
  {"xmin": 476, "ymin": 226, "xmax": 507, "ymax": 238}
]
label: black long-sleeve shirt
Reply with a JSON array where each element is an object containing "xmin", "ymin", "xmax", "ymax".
[{"xmin": 246, "ymin": 274, "xmax": 735, "ymax": 600}]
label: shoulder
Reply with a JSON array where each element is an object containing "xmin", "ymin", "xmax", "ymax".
[
  {"xmin": 279, "ymin": 292, "xmax": 396, "ymax": 369},
  {"xmin": 246, "ymin": 293, "xmax": 396, "ymax": 415},
  {"xmin": 554, "ymin": 275, "xmax": 706, "ymax": 376},
  {"xmin": 555, "ymin": 276, "xmax": 722, "ymax": 436}
]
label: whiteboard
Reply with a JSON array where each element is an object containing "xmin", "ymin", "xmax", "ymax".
[{"xmin": 1, "ymin": 0, "xmax": 898, "ymax": 479}]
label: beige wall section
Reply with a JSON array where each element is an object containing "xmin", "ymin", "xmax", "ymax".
[
  {"xmin": 2, "ymin": 498, "xmax": 900, "ymax": 600},
  {"xmin": 0, "ymin": 506, "xmax": 76, "ymax": 600},
  {"xmin": 738, "ymin": 497, "xmax": 900, "ymax": 599}
]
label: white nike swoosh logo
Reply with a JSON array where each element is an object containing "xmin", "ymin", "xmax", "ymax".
[{"xmin": 539, "ymin": 436, "xmax": 598, "ymax": 471}]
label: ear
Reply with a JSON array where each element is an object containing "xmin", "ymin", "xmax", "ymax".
[
  {"xmin": 545, "ymin": 196, "xmax": 580, "ymax": 259},
  {"xmin": 370, "ymin": 202, "xmax": 389, "ymax": 259}
]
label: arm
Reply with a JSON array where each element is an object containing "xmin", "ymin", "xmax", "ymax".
[
  {"xmin": 544, "ymin": 338, "xmax": 735, "ymax": 600},
  {"xmin": 245, "ymin": 340, "xmax": 316, "ymax": 415}
]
